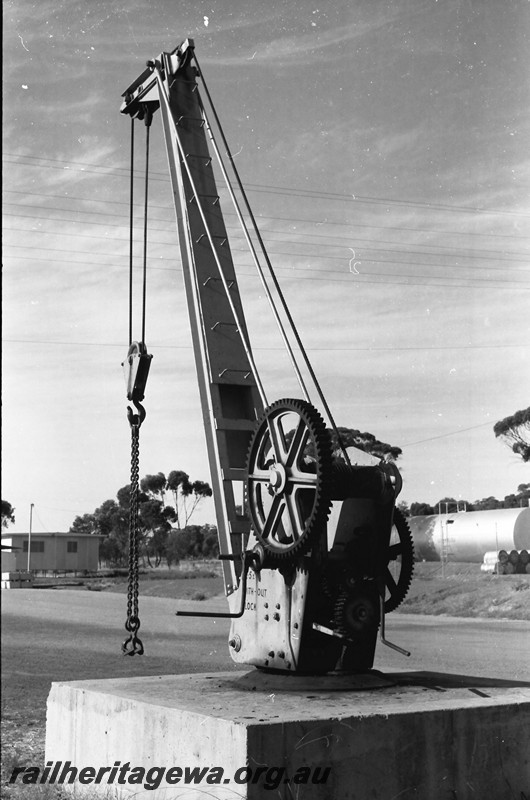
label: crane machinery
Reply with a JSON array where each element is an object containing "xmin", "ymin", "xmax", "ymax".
[{"xmin": 120, "ymin": 39, "xmax": 414, "ymax": 675}]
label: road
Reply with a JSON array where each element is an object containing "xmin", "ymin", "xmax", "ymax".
[
  {"xmin": 2, "ymin": 589, "xmax": 529, "ymax": 722},
  {"xmin": 373, "ymin": 612, "xmax": 530, "ymax": 681}
]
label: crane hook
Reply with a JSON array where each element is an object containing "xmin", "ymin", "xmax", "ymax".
[{"xmin": 127, "ymin": 400, "xmax": 146, "ymax": 429}]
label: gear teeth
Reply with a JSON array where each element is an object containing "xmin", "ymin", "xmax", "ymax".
[
  {"xmin": 333, "ymin": 587, "xmax": 380, "ymax": 638},
  {"xmin": 384, "ymin": 508, "xmax": 415, "ymax": 613},
  {"xmin": 245, "ymin": 399, "xmax": 332, "ymax": 563}
]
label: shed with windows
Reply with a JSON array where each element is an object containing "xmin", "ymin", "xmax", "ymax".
[{"xmin": 1, "ymin": 532, "xmax": 102, "ymax": 573}]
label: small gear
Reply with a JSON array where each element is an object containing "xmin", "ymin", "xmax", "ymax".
[
  {"xmin": 334, "ymin": 584, "xmax": 380, "ymax": 638},
  {"xmin": 384, "ymin": 508, "xmax": 415, "ymax": 613},
  {"xmin": 246, "ymin": 399, "xmax": 332, "ymax": 561}
]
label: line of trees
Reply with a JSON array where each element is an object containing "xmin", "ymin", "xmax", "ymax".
[
  {"xmin": 68, "ymin": 471, "xmax": 217, "ymax": 568},
  {"xmin": 399, "ymin": 483, "xmax": 530, "ymax": 517}
]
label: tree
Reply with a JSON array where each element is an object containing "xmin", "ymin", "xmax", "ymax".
[
  {"xmin": 140, "ymin": 473, "xmax": 168, "ymax": 506},
  {"xmin": 138, "ymin": 497, "xmax": 176, "ymax": 567},
  {"xmin": 68, "ymin": 467, "xmax": 213, "ymax": 568},
  {"xmin": 330, "ymin": 427, "xmax": 402, "ymax": 461},
  {"xmin": 165, "ymin": 530, "xmax": 182, "ymax": 568},
  {"xmin": 99, "ymin": 535, "xmax": 124, "ymax": 566},
  {"xmin": 407, "ymin": 484, "xmax": 529, "ymax": 516},
  {"xmin": 69, "ymin": 513, "xmax": 97, "ymax": 535},
  {"xmin": 518, "ymin": 483, "xmax": 530, "ymax": 502},
  {"xmin": 185, "ymin": 480, "xmax": 213, "ymax": 525},
  {"xmin": 396, "ymin": 501, "xmax": 410, "ymax": 518},
  {"xmin": 504, "ymin": 483, "xmax": 530, "ymax": 509},
  {"xmin": 410, "ymin": 502, "xmax": 436, "ymax": 517},
  {"xmin": 71, "ymin": 497, "xmax": 130, "ymax": 566},
  {"xmin": 201, "ymin": 523, "xmax": 220, "ymax": 558},
  {"xmin": 494, "ymin": 406, "xmax": 530, "ymax": 462},
  {"xmin": 1, "ymin": 500, "xmax": 15, "ymax": 529},
  {"xmin": 95, "ymin": 498, "xmax": 129, "ymax": 566},
  {"xmin": 471, "ymin": 496, "xmax": 502, "ymax": 512},
  {"xmin": 167, "ymin": 471, "xmax": 192, "ymax": 528},
  {"xmin": 166, "ymin": 523, "xmax": 219, "ymax": 563},
  {"xmin": 166, "ymin": 470, "xmax": 212, "ymax": 528},
  {"xmin": 145, "ymin": 527, "xmax": 170, "ymax": 567},
  {"xmin": 287, "ymin": 425, "xmax": 402, "ymax": 465}
]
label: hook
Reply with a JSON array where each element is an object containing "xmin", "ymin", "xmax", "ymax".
[
  {"xmin": 122, "ymin": 616, "xmax": 144, "ymax": 656},
  {"xmin": 127, "ymin": 401, "xmax": 146, "ymax": 429},
  {"xmin": 122, "ymin": 632, "xmax": 144, "ymax": 656}
]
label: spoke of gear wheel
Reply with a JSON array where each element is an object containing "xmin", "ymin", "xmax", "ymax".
[
  {"xmin": 384, "ymin": 508, "xmax": 415, "ymax": 613},
  {"xmin": 246, "ymin": 399, "xmax": 332, "ymax": 561}
]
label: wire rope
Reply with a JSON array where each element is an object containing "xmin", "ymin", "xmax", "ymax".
[
  {"xmin": 129, "ymin": 118, "xmax": 134, "ymax": 346},
  {"xmin": 142, "ymin": 118, "xmax": 151, "ymax": 344},
  {"xmin": 192, "ymin": 52, "xmax": 348, "ymax": 464},
  {"xmin": 196, "ymin": 79, "xmax": 311, "ymax": 404},
  {"xmin": 156, "ymin": 56, "xmax": 268, "ymax": 408}
]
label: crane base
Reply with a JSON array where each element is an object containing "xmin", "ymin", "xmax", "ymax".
[{"xmin": 45, "ymin": 670, "xmax": 529, "ymax": 799}]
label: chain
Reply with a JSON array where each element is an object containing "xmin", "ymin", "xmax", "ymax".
[
  {"xmin": 122, "ymin": 414, "xmax": 144, "ymax": 655},
  {"xmin": 122, "ymin": 108, "xmax": 153, "ymax": 656}
]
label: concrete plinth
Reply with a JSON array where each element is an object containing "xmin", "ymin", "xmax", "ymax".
[{"xmin": 45, "ymin": 670, "xmax": 530, "ymax": 799}]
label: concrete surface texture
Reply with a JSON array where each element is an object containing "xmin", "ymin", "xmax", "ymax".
[{"xmin": 46, "ymin": 670, "xmax": 530, "ymax": 799}]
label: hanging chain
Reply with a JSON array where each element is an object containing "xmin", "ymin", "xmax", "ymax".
[
  {"xmin": 121, "ymin": 106, "xmax": 153, "ymax": 656},
  {"xmin": 122, "ymin": 414, "xmax": 144, "ymax": 655}
]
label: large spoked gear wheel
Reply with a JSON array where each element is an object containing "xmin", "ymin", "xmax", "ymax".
[
  {"xmin": 246, "ymin": 399, "xmax": 332, "ymax": 561},
  {"xmin": 384, "ymin": 508, "xmax": 415, "ymax": 613}
]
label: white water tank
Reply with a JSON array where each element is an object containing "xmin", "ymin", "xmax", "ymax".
[{"xmin": 409, "ymin": 507, "xmax": 530, "ymax": 562}]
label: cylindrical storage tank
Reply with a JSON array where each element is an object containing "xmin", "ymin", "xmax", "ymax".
[
  {"xmin": 514, "ymin": 509, "xmax": 530, "ymax": 549},
  {"xmin": 409, "ymin": 507, "xmax": 530, "ymax": 562}
]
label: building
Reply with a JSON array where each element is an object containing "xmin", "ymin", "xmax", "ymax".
[
  {"xmin": 1, "ymin": 532, "xmax": 102, "ymax": 574},
  {"xmin": 408, "ymin": 507, "xmax": 530, "ymax": 562}
]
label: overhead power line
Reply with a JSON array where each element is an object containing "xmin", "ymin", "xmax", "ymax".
[
  {"xmin": 4, "ymin": 250, "xmax": 530, "ymax": 291},
  {"xmin": 3, "ymin": 338, "xmax": 526, "ymax": 352},
  {"xmin": 5, "ymin": 188, "xmax": 530, "ymax": 241},
  {"xmin": 4, "ymin": 152, "xmax": 530, "ymax": 218},
  {"xmin": 403, "ymin": 422, "xmax": 494, "ymax": 447},
  {"xmin": 4, "ymin": 206, "xmax": 530, "ymax": 263},
  {"xmin": 5, "ymin": 243, "xmax": 528, "ymax": 278},
  {"xmin": 5, "ymin": 227, "xmax": 530, "ymax": 287},
  {"xmin": 3, "ymin": 157, "xmax": 530, "ymax": 290}
]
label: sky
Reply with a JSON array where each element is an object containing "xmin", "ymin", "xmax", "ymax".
[{"xmin": 3, "ymin": 0, "xmax": 530, "ymax": 534}]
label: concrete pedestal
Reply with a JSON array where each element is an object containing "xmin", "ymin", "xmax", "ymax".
[{"xmin": 45, "ymin": 670, "xmax": 530, "ymax": 799}]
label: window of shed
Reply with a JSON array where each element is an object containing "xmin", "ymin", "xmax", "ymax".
[
  {"xmin": 67, "ymin": 541, "xmax": 78, "ymax": 553},
  {"xmin": 23, "ymin": 541, "xmax": 45, "ymax": 552}
]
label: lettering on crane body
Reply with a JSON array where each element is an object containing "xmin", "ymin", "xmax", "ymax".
[{"xmin": 245, "ymin": 586, "xmax": 268, "ymax": 598}]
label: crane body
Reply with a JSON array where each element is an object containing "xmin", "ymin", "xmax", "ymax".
[{"xmin": 121, "ymin": 39, "xmax": 413, "ymax": 674}]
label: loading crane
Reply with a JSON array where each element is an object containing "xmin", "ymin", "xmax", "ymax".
[{"xmin": 120, "ymin": 39, "xmax": 414, "ymax": 674}]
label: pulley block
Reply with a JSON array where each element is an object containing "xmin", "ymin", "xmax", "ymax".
[{"xmin": 123, "ymin": 341, "xmax": 153, "ymax": 404}]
